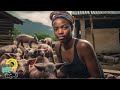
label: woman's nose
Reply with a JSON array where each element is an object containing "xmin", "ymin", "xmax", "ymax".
[{"xmin": 58, "ymin": 29, "xmax": 63, "ymax": 34}]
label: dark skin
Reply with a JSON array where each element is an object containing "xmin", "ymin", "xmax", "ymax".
[{"xmin": 52, "ymin": 17, "xmax": 104, "ymax": 78}]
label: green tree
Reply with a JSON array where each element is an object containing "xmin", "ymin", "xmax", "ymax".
[
  {"xmin": 34, "ymin": 32, "xmax": 57, "ymax": 41},
  {"xmin": 50, "ymin": 35, "xmax": 57, "ymax": 41},
  {"xmin": 12, "ymin": 28, "xmax": 21, "ymax": 40}
]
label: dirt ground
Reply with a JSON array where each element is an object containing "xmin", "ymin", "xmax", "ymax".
[{"xmin": 100, "ymin": 62, "xmax": 120, "ymax": 70}]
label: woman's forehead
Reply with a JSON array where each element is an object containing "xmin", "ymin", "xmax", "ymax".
[{"xmin": 52, "ymin": 18, "xmax": 69, "ymax": 26}]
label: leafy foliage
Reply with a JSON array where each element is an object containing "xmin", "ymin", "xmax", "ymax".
[
  {"xmin": 11, "ymin": 28, "xmax": 57, "ymax": 41},
  {"xmin": 12, "ymin": 28, "xmax": 21, "ymax": 40},
  {"xmin": 34, "ymin": 32, "xmax": 57, "ymax": 41}
]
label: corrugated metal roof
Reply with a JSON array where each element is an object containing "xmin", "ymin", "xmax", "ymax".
[{"xmin": 72, "ymin": 11, "xmax": 120, "ymax": 15}]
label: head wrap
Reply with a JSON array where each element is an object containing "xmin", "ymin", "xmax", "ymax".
[{"xmin": 50, "ymin": 11, "xmax": 74, "ymax": 24}]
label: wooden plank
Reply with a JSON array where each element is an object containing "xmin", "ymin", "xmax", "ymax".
[
  {"xmin": 0, "ymin": 37, "xmax": 13, "ymax": 40},
  {"xmin": 0, "ymin": 43, "xmax": 14, "ymax": 45},
  {"xmin": 80, "ymin": 16, "xmax": 86, "ymax": 39},
  {"xmin": 0, "ymin": 39, "xmax": 13, "ymax": 41},
  {"xmin": 0, "ymin": 35, "xmax": 12, "ymax": 37},
  {"xmin": 0, "ymin": 37, "xmax": 13, "ymax": 39},
  {"xmin": 0, "ymin": 38, "xmax": 13, "ymax": 40},
  {"xmin": 0, "ymin": 19, "xmax": 12, "ymax": 23},
  {"xmin": 0, "ymin": 30, "xmax": 10, "ymax": 32},
  {"xmin": 0, "ymin": 42, "xmax": 13, "ymax": 44},
  {"xmin": 74, "ymin": 20, "xmax": 77, "ymax": 38},
  {"xmin": 0, "ymin": 31, "xmax": 11, "ymax": 35},
  {"xmin": 0, "ymin": 26, "xmax": 13, "ymax": 29},
  {"xmin": 0, "ymin": 36, "xmax": 13, "ymax": 39},
  {"xmin": 0, "ymin": 31, "xmax": 10, "ymax": 35},
  {"xmin": 0, "ymin": 34, "xmax": 12, "ymax": 36},
  {"xmin": 0, "ymin": 24, "xmax": 13, "ymax": 27},
  {"xmin": 0, "ymin": 37, "xmax": 12, "ymax": 39},
  {"xmin": 0, "ymin": 33, "xmax": 10, "ymax": 35},
  {"xmin": 0, "ymin": 29, "xmax": 11, "ymax": 31},
  {"xmin": 90, "ymin": 14, "xmax": 95, "ymax": 50},
  {"xmin": 103, "ymin": 69, "xmax": 120, "ymax": 75},
  {"xmin": 0, "ymin": 40, "xmax": 13, "ymax": 42}
]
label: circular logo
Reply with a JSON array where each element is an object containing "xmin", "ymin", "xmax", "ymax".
[{"xmin": 6, "ymin": 58, "xmax": 18, "ymax": 71}]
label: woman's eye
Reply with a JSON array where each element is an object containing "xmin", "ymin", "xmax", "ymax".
[
  {"xmin": 54, "ymin": 28, "xmax": 58, "ymax": 31},
  {"xmin": 63, "ymin": 25, "xmax": 68, "ymax": 29}
]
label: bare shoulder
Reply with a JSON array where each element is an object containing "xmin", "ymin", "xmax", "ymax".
[
  {"xmin": 76, "ymin": 39, "xmax": 96, "ymax": 63},
  {"xmin": 55, "ymin": 41, "xmax": 60, "ymax": 49},
  {"xmin": 54, "ymin": 41, "xmax": 61, "ymax": 63},
  {"xmin": 54, "ymin": 41, "xmax": 61, "ymax": 53},
  {"xmin": 77, "ymin": 39, "xmax": 94, "ymax": 50}
]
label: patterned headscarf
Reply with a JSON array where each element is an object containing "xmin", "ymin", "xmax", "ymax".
[{"xmin": 50, "ymin": 11, "xmax": 74, "ymax": 24}]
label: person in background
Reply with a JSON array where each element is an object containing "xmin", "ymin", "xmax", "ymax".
[{"xmin": 50, "ymin": 11, "xmax": 104, "ymax": 79}]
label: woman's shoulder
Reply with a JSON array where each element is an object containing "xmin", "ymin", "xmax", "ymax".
[
  {"xmin": 76, "ymin": 38, "xmax": 95, "ymax": 57},
  {"xmin": 55, "ymin": 41, "xmax": 61, "ymax": 48},
  {"xmin": 76, "ymin": 38, "xmax": 93, "ymax": 49},
  {"xmin": 54, "ymin": 41, "xmax": 61, "ymax": 52}
]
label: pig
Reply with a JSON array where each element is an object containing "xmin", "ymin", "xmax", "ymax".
[
  {"xmin": 41, "ymin": 38, "xmax": 52, "ymax": 47},
  {"xmin": 0, "ymin": 58, "xmax": 8, "ymax": 78},
  {"xmin": 38, "ymin": 44, "xmax": 55, "ymax": 63},
  {"xmin": 16, "ymin": 34, "xmax": 38, "ymax": 48},
  {"xmin": 40, "ymin": 39, "xmax": 45, "ymax": 43},
  {"xmin": 28, "ymin": 48, "xmax": 57, "ymax": 79},
  {"xmin": 17, "ymin": 58, "xmax": 37, "ymax": 78},
  {"xmin": 0, "ymin": 45, "xmax": 17, "ymax": 57},
  {"xmin": 29, "ymin": 59, "xmax": 69, "ymax": 79},
  {"xmin": 28, "ymin": 48, "xmax": 50, "ymax": 63},
  {"xmin": 29, "ymin": 62, "xmax": 57, "ymax": 79},
  {"xmin": 0, "ymin": 53, "xmax": 22, "ymax": 61},
  {"xmin": 0, "ymin": 57, "xmax": 36, "ymax": 79},
  {"xmin": 23, "ymin": 48, "xmax": 47, "ymax": 60},
  {"xmin": 23, "ymin": 47, "xmax": 36, "ymax": 59},
  {"xmin": 13, "ymin": 48, "xmax": 23, "ymax": 56},
  {"xmin": 0, "ymin": 57, "xmax": 16, "ymax": 79},
  {"xmin": 17, "ymin": 48, "xmax": 57, "ymax": 79},
  {"xmin": 17, "ymin": 48, "xmax": 51, "ymax": 78}
]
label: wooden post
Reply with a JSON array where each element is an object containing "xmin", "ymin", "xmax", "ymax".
[
  {"xmin": 89, "ymin": 12, "xmax": 95, "ymax": 50},
  {"xmin": 74, "ymin": 20, "xmax": 77, "ymax": 38},
  {"xmin": 80, "ymin": 16, "xmax": 86, "ymax": 39}
]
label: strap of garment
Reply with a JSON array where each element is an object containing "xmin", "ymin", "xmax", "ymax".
[
  {"xmin": 58, "ymin": 43, "xmax": 63, "ymax": 63},
  {"xmin": 74, "ymin": 38, "xmax": 105, "ymax": 78},
  {"xmin": 73, "ymin": 38, "xmax": 80, "ymax": 64},
  {"xmin": 74, "ymin": 38, "xmax": 79, "ymax": 57},
  {"xmin": 58, "ymin": 38, "xmax": 78, "ymax": 63}
]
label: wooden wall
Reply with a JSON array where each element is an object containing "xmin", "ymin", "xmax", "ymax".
[
  {"xmin": 0, "ymin": 19, "xmax": 14, "ymax": 47},
  {"xmin": 85, "ymin": 28, "xmax": 120, "ymax": 53}
]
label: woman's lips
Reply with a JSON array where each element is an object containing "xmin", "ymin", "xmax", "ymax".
[{"xmin": 58, "ymin": 36, "xmax": 65, "ymax": 40}]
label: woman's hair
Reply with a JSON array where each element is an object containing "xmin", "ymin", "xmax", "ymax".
[{"xmin": 50, "ymin": 11, "xmax": 74, "ymax": 29}]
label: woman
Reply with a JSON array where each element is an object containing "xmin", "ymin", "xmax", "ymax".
[{"xmin": 50, "ymin": 11, "xmax": 104, "ymax": 78}]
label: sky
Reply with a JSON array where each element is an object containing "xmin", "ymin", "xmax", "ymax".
[{"xmin": 7, "ymin": 11, "xmax": 72, "ymax": 27}]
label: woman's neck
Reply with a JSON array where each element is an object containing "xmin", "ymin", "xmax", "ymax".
[{"xmin": 61, "ymin": 37, "xmax": 74, "ymax": 50}]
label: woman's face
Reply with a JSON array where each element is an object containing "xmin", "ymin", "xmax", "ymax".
[{"xmin": 52, "ymin": 18, "xmax": 73, "ymax": 43}]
